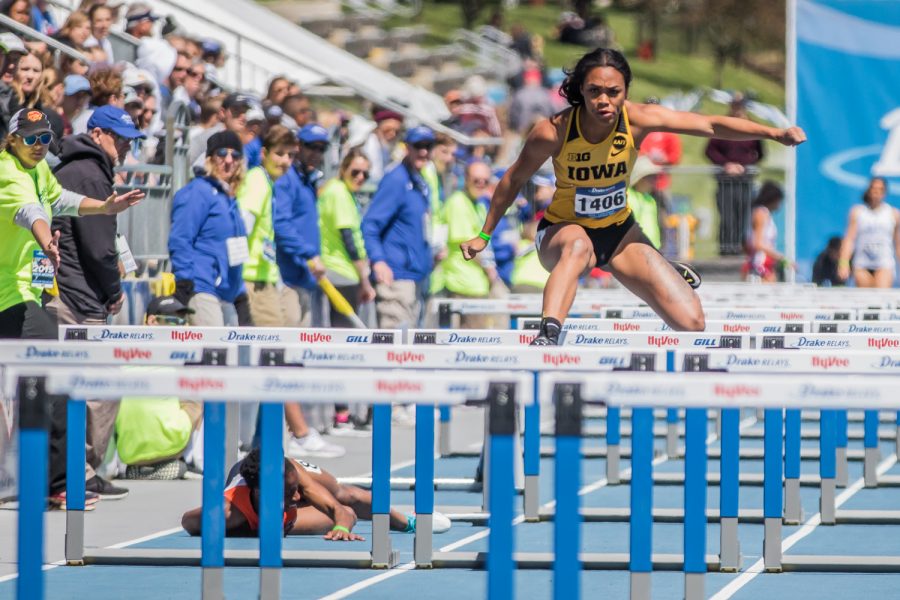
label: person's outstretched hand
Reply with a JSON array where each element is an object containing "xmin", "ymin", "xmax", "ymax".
[
  {"xmin": 102, "ymin": 189, "xmax": 145, "ymax": 215},
  {"xmin": 775, "ymin": 127, "xmax": 807, "ymax": 147},
  {"xmin": 460, "ymin": 235, "xmax": 488, "ymax": 261}
]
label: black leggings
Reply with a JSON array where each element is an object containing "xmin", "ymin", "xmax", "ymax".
[{"xmin": 0, "ymin": 302, "xmax": 67, "ymax": 494}]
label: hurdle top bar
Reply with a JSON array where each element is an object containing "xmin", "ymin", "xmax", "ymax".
[
  {"xmin": 58, "ymin": 325, "xmax": 401, "ymax": 344},
  {"xmin": 674, "ymin": 349, "xmax": 900, "ymax": 373},
  {"xmin": 518, "ymin": 318, "xmax": 811, "ymax": 334},
  {"xmin": 0, "ymin": 341, "xmax": 237, "ymax": 365},
  {"xmin": 411, "ymin": 328, "xmax": 752, "ymax": 348},
  {"xmin": 11, "ymin": 367, "xmax": 533, "ymax": 405},
  {"xmin": 252, "ymin": 343, "xmax": 664, "ymax": 371},
  {"xmin": 540, "ymin": 371, "xmax": 900, "ymax": 410}
]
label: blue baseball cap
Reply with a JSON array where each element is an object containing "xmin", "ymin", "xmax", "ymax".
[
  {"xmin": 297, "ymin": 124, "xmax": 329, "ymax": 144},
  {"xmin": 64, "ymin": 75, "xmax": 90, "ymax": 97},
  {"xmin": 404, "ymin": 126, "xmax": 435, "ymax": 145},
  {"xmin": 87, "ymin": 105, "xmax": 146, "ymax": 139}
]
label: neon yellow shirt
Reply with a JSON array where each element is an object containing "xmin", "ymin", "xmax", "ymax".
[
  {"xmin": 511, "ymin": 240, "xmax": 550, "ymax": 289},
  {"xmin": 441, "ymin": 190, "xmax": 490, "ymax": 297},
  {"xmin": 237, "ymin": 167, "xmax": 279, "ymax": 284},
  {"xmin": 318, "ymin": 178, "xmax": 366, "ymax": 283},
  {"xmin": 0, "ymin": 151, "xmax": 61, "ymax": 312},
  {"xmin": 627, "ymin": 187, "xmax": 661, "ymax": 249}
]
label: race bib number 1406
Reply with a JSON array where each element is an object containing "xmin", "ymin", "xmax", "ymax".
[{"xmin": 574, "ymin": 181, "xmax": 626, "ymax": 219}]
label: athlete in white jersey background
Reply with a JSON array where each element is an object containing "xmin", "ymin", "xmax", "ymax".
[{"xmin": 838, "ymin": 177, "xmax": 900, "ymax": 288}]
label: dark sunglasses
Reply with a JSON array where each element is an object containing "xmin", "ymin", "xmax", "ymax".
[
  {"xmin": 470, "ymin": 178, "xmax": 490, "ymax": 186},
  {"xmin": 349, "ymin": 169, "xmax": 369, "ymax": 180},
  {"xmin": 154, "ymin": 315, "xmax": 186, "ymax": 325},
  {"xmin": 411, "ymin": 142, "xmax": 434, "ymax": 151},
  {"xmin": 21, "ymin": 133, "xmax": 53, "ymax": 146},
  {"xmin": 304, "ymin": 143, "xmax": 328, "ymax": 153},
  {"xmin": 214, "ymin": 148, "xmax": 243, "ymax": 160},
  {"xmin": 187, "ymin": 69, "xmax": 204, "ymax": 79}
]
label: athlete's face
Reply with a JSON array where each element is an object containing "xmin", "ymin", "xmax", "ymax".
[
  {"xmin": 866, "ymin": 179, "xmax": 886, "ymax": 206},
  {"xmin": 580, "ymin": 66, "xmax": 627, "ymax": 125}
]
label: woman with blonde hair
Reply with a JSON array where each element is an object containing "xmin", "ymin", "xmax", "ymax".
[
  {"xmin": 12, "ymin": 52, "xmax": 64, "ymax": 141},
  {"xmin": 55, "ymin": 11, "xmax": 92, "ymax": 50}
]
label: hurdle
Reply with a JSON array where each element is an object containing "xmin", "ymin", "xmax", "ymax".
[
  {"xmin": 58, "ymin": 324, "xmax": 401, "ymax": 465},
  {"xmin": 540, "ymin": 371, "xmax": 900, "ymax": 600},
  {"xmin": 252, "ymin": 342, "xmax": 665, "ymax": 523},
  {"xmin": 12, "ymin": 366, "xmax": 531, "ymax": 600}
]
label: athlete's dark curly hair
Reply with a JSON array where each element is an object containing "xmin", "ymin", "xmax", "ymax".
[
  {"xmin": 559, "ymin": 48, "xmax": 632, "ymax": 107},
  {"xmin": 239, "ymin": 447, "xmax": 293, "ymax": 493}
]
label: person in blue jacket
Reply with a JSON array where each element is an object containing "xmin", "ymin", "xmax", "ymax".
[
  {"xmin": 170, "ymin": 130, "xmax": 252, "ymax": 326},
  {"xmin": 272, "ymin": 123, "xmax": 327, "ymax": 325},
  {"xmin": 362, "ymin": 126, "xmax": 435, "ymax": 329}
]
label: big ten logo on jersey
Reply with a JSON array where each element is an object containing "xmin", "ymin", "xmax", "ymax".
[
  {"xmin": 567, "ymin": 162, "xmax": 627, "ymax": 182},
  {"xmin": 874, "ymin": 107, "xmax": 900, "ymax": 177},
  {"xmin": 567, "ymin": 151, "xmax": 591, "ymax": 162}
]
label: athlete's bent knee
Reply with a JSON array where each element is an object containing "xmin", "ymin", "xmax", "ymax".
[
  {"xmin": 562, "ymin": 238, "xmax": 592, "ymax": 268},
  {"xmin": 676, "ymin": 302, "xmax": 705, "ymax": 332}
]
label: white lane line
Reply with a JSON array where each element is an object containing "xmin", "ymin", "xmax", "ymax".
[
  {"xmin": 710, "ymin": 453, "xmax": 898, "ymax": 600},
  {"xmin": 322, "ymin": 414, "xmax": 754, "ymax": 599}
]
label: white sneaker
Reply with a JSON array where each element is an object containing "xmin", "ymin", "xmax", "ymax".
[
  {"xmin": 391, "ymin": 405, "xmax": 416, "ymax": 428},
  {"xmin": 287, "ymin": 430, "xmax": 346, "ymax": 459},
  {"xmin": 432, "ymin": 511, "xmax": 452, "ymax": 534}
]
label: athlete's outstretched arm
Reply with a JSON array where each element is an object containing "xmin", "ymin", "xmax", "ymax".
[
  {"xmin": 461, "ymin": 117, "xmax": 560, "ymax": 260},
  {"xmin": 628, "ymin": 102, "xmax": 806, "ymax": 146}
]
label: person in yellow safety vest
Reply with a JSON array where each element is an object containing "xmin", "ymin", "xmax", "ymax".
[
  {"xmin": 439, "ymin": 160, "xmax": 497, "ymax": 327},
  {"xmin": 510, "ymin": 219, "xmax": 550, "ymax": 293},
  {"xmin": 422, "ymin": 132, "xmax": 458, "ymax": 296},
  {"xmin": 626, "ymin": 155, "xmax": 663, "ymax": 249}
]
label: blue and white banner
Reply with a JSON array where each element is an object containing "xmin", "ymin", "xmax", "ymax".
[{"xmin": 795, "ymin": 0, "xmax": 900, "ymax": 269}]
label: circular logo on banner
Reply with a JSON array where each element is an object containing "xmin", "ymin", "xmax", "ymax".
[{"xmin": 26, "ymin": 110, "xmax": 43, "ymax": 122}]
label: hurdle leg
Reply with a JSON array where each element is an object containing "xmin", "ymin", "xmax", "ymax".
[
  {"xmin": 258, "ymin": 402, "xmax": 283, "ymax": 600},
  {"xmin": 763, "ymin": 409, "xmax": 783, "ymax": 572},
  {"xmin": 65, "ymin": 398, "xmax": 87, "ymax": 565},
  {"xmin": 864, "ymin": 410, "xmax": 880, "ymax": 488},
  {"xmin": 606, "ymin": 407, "xmax": 621, "ymax": 484},
  {"xmin": 896, "ymin": 410, "xmax": 900, "ymax": 459},
  {"xmin": 836, "ymin": 410, "xmax": 849, "ymax": 487},
  {"xmin": 629, "ymin": 407, "xmax": 653, "ymax": 600},
  {"xmin": 202, "ymin": 401, "xmax": 226, "ymax": 600},
  {"xmin": 555, "ymin": 384, "xmax": 582, "ymax": 600},
  {"xmin": 482, "ymin": 403, "xmax": 491, "ymax": 512},
  {"xmin": 17, "ymin": 377, "xmax": 50, "ymax": 600},
  {"xmin": 414, "ymin": 405, "xmax": 435, "ymax": 568},
  {"xmin": 371, "ymin": 404, "xmax": 394, "ymax": 568},
  {"xmin": 523, "ymin": 374, "xmax": 540, "ymax": 522},
  {"xmin": 438, "ymin": 406, "xmax": 452, "ymax": 456},
  {"xmin": 487, "ymin": 383, "xmax": 516, "ymax": 600},
  {"xmin": 683, "ymin": 408, "xmax": 707, "ymax": 600},
  {"xmin": 665, "ymin": 408, "xmax": 679, "ymax": 457},
  {"xmin": 719, "ymin": 408, "xmax": 741, "ymax": 571},
  {"xmin": 783, "ymin": 409, "xmax": 802, "ymax": 524},
  {"xmin": 819, "ymin": 410, "xmax": 837, "ymax": 525}
]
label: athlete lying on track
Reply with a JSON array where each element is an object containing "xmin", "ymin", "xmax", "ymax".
[{"xmin": 182, "ymin": 448, "xmax": 451, "ymax": 540}]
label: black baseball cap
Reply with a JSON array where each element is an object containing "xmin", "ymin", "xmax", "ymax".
[
  {"xmin": 222, "ymin": 93, "xmax": 253, "ymax": 111},
  {"xmin": 146, "ymin": 295, "xmax": 194, "ymax": 316},
  {"xmin": 8, "ymin": 108, "xmax": 53, "ymax": 138}
]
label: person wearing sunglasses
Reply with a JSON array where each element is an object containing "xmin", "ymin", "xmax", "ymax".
[
  {"xmin": 169, "ymin": 130, "xmax": 253, "ymax": 328},
  {"xmin": 0, "ymin": 108, "xmax": 143, "ymax": 339},
  {"xmin": 439, "ymin": 160, "xmax": 500, "ymax": 328},
  {"xmin": 272, "ymin": 123, "xmax": 329, "ymax": 327},
  {"xmin": 318, "ymin": 148, "xmax": 377, "ymax": 322},
  {"xmin": 361, "ymin": 126, "xmax": 436, "ymax": 332},
  {"xmin": 45, "ymin": 104, "xmax": 149, "ymax": 501}
]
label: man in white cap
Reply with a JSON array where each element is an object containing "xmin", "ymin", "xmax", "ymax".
[
  {"xmin": 626, "ymin": 156, "xmax": 664, "ymax": 249},
  {"xmin": 124, "ymin": 2, "xmax": 160, "ymax": 39}
]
